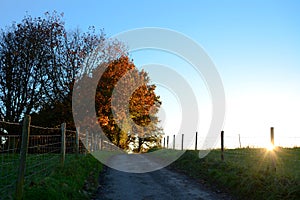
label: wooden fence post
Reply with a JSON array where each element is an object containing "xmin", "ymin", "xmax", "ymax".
[
  {"xmin": 221, "ymin": 131, "xmax": 224, "ymax": 161},
  {"xmin": 61, "ymin": 123, "xmax": 66, "ymax": 166},
  {"xmin": 91, "ymin": 132, "xmax": 94, "ymax": 152},
  {"xmin": 163, "ymin": 137, "xmax": 165, "ymax": 148},
  {"xmin": 96, "ymin": 134, "xmax": 99, "ymax": 151},
  {"xmin": 173, "ymin": 135, "xmax": 175, "ymax": 150},
  {"xmin": 270, "ymin": 127, "xmax": 274, "ymax": 146},
  {"xmin": 167, "ymin": 136, "xmax": 169, "ymax": 149},
  {"xmin": 270, "ymin": 127, "xmax": 276, "ymax": 172},
  {"xmin": 95, "ymin": 134, "xmax": 98, "ymax": 151},
  {"xmin": 85, "ymin": 130, "xmax": 89, "ymax": 155},
  {"xmin": 195, "ymin": 132, "xmax": 198, "ymax": 151},
  {"xmin": 181, "ymin": 134, "xmax": 184, "ymax": 151},
  {"xmin": 75, "ymin": 127, "xmax": 79, "ymax": 158},
  {"xmin": 91, "ymin": 133, "xmax": 96, "ymax": 152},
  {"xmin": 16, "ymin": 115, "xmax": 31, "ymax": 200}
]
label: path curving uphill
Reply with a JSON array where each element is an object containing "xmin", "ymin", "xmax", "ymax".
[{"xmin": 94, "ymin": 154, "xmax": 233, "ymax": 200}]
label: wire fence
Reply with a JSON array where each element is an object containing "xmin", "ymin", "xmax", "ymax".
[
  {"xmin": 0, "ymin": 116, "xmax": 116, "ymax": 200},
  {"xmin": 161, "ymin": 130, "xmax": 300, "ymax": 151},
  {"xmin": 0, "ymin": 121, "xmax": 22, "ymax": 200},
  {"xmin": 161, "ymin": 130, "xmax": 300, "ymax": 178},
  {"xmin": 2, "ymin": 118, "xmax": 299, "ymax": 199}
]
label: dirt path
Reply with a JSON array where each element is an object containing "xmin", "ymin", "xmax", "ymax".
[{"xmin": 94, "ymin": 154, "xmax": 233, "ymax": 200}]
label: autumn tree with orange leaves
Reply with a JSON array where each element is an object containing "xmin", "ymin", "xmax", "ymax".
[{"xmin": 95, "ymin": 56, "xmax": 162, "ymax": 151}]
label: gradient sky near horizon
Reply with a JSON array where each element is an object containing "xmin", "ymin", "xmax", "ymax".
[{"xmin": 1, "ymin": 0, "xmax": 300, "ymax": 148}]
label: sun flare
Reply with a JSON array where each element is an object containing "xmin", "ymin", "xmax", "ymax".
[{"xmin": 266, "ymin": 143, "xmax": 275, "ymax": 151}]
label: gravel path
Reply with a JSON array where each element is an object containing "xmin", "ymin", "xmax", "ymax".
[{"xmin": 94, "ymin": 154, "xmax": 233, "ymax": 200}]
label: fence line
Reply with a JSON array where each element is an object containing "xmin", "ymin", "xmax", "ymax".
[
  {"xmin": 0, "ymin": 120, "xmax": 64, "ymax": 131},
  {"xmin": 161, "ymin": 129, "xmax": 300, "ymax": 151},
  {"xmin": 161, "ymin": 129, "xmax": 299, "ymax": 176},
  {"xmin": 0, "ymin": 121, "xmax": 20, "ymax": 126},
  {"xmin": 0, "ymin": 116, "xmax": 116, "ymax": 200},
  {"xmin": 161, "ymin": 129, "xmax": 299, "ymax": 174},
  {"xmin": 1, "ymin": 118, "xmax": 299, "ymax": 199}
]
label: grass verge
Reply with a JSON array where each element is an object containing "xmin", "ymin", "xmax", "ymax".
[
  {"xmin": 23, "ymin": 154, "xmax": 102, "ymax": 200},
  {"xmin": 170, "ymin": 148, "xmax": 300, "ymax": 200}
]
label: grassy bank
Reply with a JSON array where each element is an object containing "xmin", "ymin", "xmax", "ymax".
[
  {"xmin": 23, "ymin": 154, "xmax": 102, "ymax": 200},
  {"xmin": 170, "ymin": 148, "xmax": 300, "ymax": 200}
]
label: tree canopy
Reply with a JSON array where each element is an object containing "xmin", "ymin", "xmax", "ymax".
[
  {"xmin": 0, "ymin": 11, "xmax": 162, "ymax": 151},
  {"xmin": 95, "ymin": 56, "xmax": 162, "ymax": 150}
]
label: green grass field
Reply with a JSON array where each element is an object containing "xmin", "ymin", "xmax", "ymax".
[
  {"xmin": 0, "ymin": 153, "xmax": 62, "ymax": 199},
  {"xmin": 0, "ymin": 154, "xmax": 102, "ymax": 200},
  {"xmin": 170, "ymin": 147, "xmax": 300, "ymax": 200},
  {"xmin": 23, "ymin": 154, "xmax": 102, "ymax": 200},
  {"xmin": 1, "ymin": 148, "xmax": 299, "ymax": 199}
]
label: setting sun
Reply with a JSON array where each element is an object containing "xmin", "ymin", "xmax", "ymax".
[{"xmin": 266, "ymin": 143, "xmax": 275, "ymax": 151}]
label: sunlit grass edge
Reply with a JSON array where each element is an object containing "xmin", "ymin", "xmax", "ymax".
[{"xmin": 170, "ymin": 147, "xmax": 300, "ymax": 200}]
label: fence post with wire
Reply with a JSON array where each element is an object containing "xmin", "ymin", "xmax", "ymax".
[
  {"xmin": 15, "ymin": 115, "xmax": 31, "ymax": 200},
  {"xmin": 0, "ymin": 116, "xmax": 87, "ymax": 199}
]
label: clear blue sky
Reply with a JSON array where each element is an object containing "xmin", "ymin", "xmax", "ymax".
[{"xmin": 1, "ymin": 0, "xmax": 300, "ymax": 148}]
